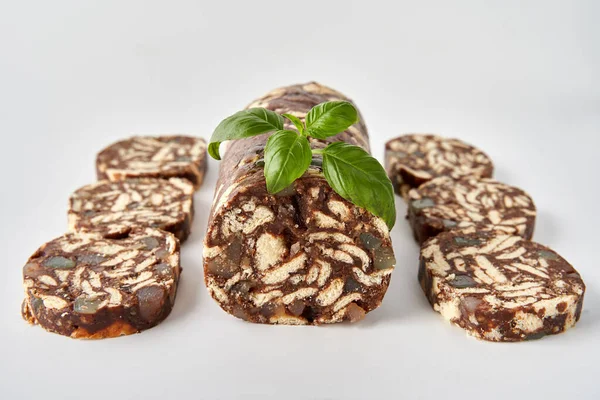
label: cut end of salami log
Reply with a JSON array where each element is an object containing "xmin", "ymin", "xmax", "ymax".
[
  {"xmin": 204, "ymin": 83, "xmax": 396, "ymax": 325},
  {"xmin": 419, "ymin": 228, "xmax": 585, "ymax": 342},
  {"xmin": 96, "ymin": 135, "xmax": 207, "ymax": 190},
  {"xmin": 22, "ymin": 228, "xmax": 181, "ymax": 339}
]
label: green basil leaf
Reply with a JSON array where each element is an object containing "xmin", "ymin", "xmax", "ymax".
[
  {"xmin": 208, "ymin": 108, "xmax": 284, "ymax": 160},
  {"xmin": 282, "ymin": 113, "xmax": 305, "ymax": 134},
  {"xmin": 264, "ymin": 130, "xmax": 312, "ymax": 194},
  {"xmin": 322, "ymin": 142, "xmax": 396, "ymax": 229},
  {"xmin": 208, "ymin": 142, "xmax": 221, "ymax": 160},
  {"xmin": 305, "ymin": 101, "xmax": 359, "ymax": 139}
]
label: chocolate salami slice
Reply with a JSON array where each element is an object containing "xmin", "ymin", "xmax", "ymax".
[
  {"xmin": 21, "ymin": 228, "xmax": 181, "ymax": 339},
  {"xmin": 69, "ymin": 178, "xmax": 194, "ymax": 242},
  {"xmin": 419, "ymin": 229, "xmax": 585, "ymax": 342},
  {"xmin": 408, "ymin": 176, "xmax": 536, "ymax": 244},
  {"xmin": 96, "ymin": 135, "xmax": 207, "ymax": 190},
  {"xmin": 385, "ymin": 134, "xmax": 493, "ymax": 199},
  {"xmin": 204, "ymin": 82, "xmax": 396, "ymax": 325}
]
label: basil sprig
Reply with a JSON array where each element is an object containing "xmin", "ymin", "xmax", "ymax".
[
  {"xmin": 305, "ymin": 101, "xmax": 359, "ymax": 139},
  {"xmin": 209, "ymin": 108, "xmax": 284, "ymax": 160},
  {"xmin": 264, "ymin": 130, "xmax": 312, "ymax": 194},
  {"xmin": 208, "ymin": 101, "xmax": 396, "ymax": 229},
  {"xmin": 321, "ymin": 142, "xmax": 396, "ymax": 229}
]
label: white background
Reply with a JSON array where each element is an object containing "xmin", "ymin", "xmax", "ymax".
[{"xmin": 1, "ymin": 1, "xmax": 598, "ymax": 399}]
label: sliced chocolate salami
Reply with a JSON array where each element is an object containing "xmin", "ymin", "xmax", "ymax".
[
  {"xmin": 21, "ymin": 228, "xmax": 181, "ymax": 339},
  {"xmin": 96, "ymin": 135, "xmax": 207, "ymax": 190},
  {"xmin": 408, "ymin": 176, "xmax": 536, "ymax": 244},
  {"xmin": 204, "ymin": 82, "xmax": 396, "ymax": 325},
  {"xmin": 385, "ymin": 134, "xmax": 493, "ymax": 199},
  {"xmin": 69, "ymin": 178, "xmax": 194, "ymax": 242},
  {"xmin": 419, "ymin": 229, "xmax": 585, "ymax": 342}
]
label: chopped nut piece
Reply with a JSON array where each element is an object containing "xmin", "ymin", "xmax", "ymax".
[
  {"xmin": 137, "ymin": 285, "xmax": 168, "ymax": 322},
  {"xmin": 345, "ymin": 303, "xmax": 366, "ymax": 323}
]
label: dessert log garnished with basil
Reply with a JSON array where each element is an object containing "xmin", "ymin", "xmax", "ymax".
[{"xmin": 203, "ymin": 82, "xmax": 397, "ymax": 325}]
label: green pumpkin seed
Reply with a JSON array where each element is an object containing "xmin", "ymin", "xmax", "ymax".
[
  {"xmin": 142, "ymin": 236, "xmax": 160, "ymax": 250},
  {"xmin": 74, "ymin": 296, "xmax": 104, "ymax": 314},
  {"xmin": 30, "ymin": 297, "xmax": 44, "ymax": 315},
  {"xmin": 155, "ymin": 249, "xmax": 170, "ymax": 260},
  {"xmin": 43, "ymin": 256, "xmax": 75, "ymax": 269},
  {"xmin": 154, "ymin": 263, "xmax": 172, "ymax": 275},
  {"xmin": 450, "ymin": 274, "xmax": 477, "ymax": 288},
  {"xmin": 443, "ymin": 219, "xmax": 457, "ymax": 228},
  {"xmin": 538, "ymin": 250, "xmax": 559, "ymax": 261},
  {"xmin": 77, "ymin": 254, "xmax": 106, "ymax": 265},
  {"xmin": 344, "ymin": 277, "xmax": 362, "ymax": 293},
  {"xmin": 524, "ymin": 331, "xmax": 547, "ymax": 341},
  {"xmin": 359, "ymin": 233, "xmax": 382, "ymax": 250},
  {"xmin": 411, "ymin": 198, "xmax": 435, "ymax": 209},
  {"xmin": 453, "ymin": 237, "xmax": 482, "ymax": 247},
  {"xmin": 374, "ymin": 247, "xmax": 396, "ymax": 270}
]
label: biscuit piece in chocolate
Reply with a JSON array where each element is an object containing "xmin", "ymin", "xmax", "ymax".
[
  {"xmin": 419, "ymin": 229, "xmax": 585, "ymax": 342},
  {"xmin": 69, "ymin": 178, "xmax": 194, "ymax": 242},
  {"xmin": 408, "ymin": 176, "xmax": 536, "ymax": 244},
  {"xmin": 385, "ymin": 134, "xmax": 493, "ymax": 198},
  {"xmin": 21, "ymin": 228, "xmax": 181, "ymax": 339},
  {"xmin": 96, "ymin": 135, "xmax": 207, "ymax": 190},
  {"xmin": 204, "ymin": 82, "xmax": 395, "ymax": 325}
]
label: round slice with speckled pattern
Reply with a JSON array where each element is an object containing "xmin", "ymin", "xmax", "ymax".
[
  {"xmin": 385, "ymin": 134, "xmax": 493, "ymax": 199},
  {"xmin": 419, "ymin": 228, "xmax": 585, "ymax": 342},
  {"xmin": 21, "ymin": 228, "xmax": 180, "ymax": 339},
  {"xmin": 96, "ymin": 135, "xmax": 207, "ymax": 190},
  {"xmin": 408, "ymin": 176, "xmax": 536, "ymax": 244},
  {"xmin": 69, "ymin": 178, "xmax": 194, "ymax": 242}
]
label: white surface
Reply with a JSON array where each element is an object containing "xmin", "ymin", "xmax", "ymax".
[{"xmin": 1, "ymin": 1, "xmax": 599, "ymax": 399}]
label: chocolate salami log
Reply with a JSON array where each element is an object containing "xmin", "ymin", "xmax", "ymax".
[{"xmin": 203, "ymin": 82, "xmax": 396, "ymax": 325}]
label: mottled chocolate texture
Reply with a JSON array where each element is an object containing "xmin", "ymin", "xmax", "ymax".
[
  {"xmin": 408, "ymin": 176, "xmax": 536, "ymax": 244},
  {"xmin": 69, "ymin": 178, "xmax": 195, "ymax": 243},
  {"xmin": 419, "ymin": 228, "xmax": 585, "ymax": 342},
  {"xmin": 385, "ymin": 134, "xmax": 494, "ymax": 199},
  {"xmin": 203, "ymin": 82, "xmax": 396, "ymax": 325},
  {"xmin": 21, "ymin": 228, "xmax": 181, "ymax": 339},
  {"xmin": 96, "ymin": 135, "xmax": 207, "ymax": 190}
]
